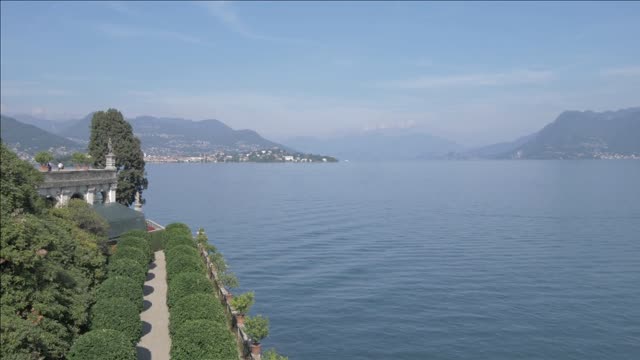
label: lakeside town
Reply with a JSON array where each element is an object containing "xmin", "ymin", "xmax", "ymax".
[{"xmin": 144, "ymin": 148, "xmax": 339, "ymax": 163}]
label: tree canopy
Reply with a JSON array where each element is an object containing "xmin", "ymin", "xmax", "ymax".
[
  {"xmin": 1, "ymin": 143, "xmax": 109, "ymax": 359},
  {"xmin": 88, "ymin": 109, "xmax": 148, "ymax": 206}
]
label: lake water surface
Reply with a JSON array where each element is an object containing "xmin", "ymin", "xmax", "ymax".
[{"xmin": 144, "ymin": 161, "xmax": 640, "ymax": 360}]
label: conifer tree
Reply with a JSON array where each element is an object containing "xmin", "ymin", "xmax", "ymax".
[{"xmin": 88, "ymin": 109, "xmax": 148, "ymax": 206}]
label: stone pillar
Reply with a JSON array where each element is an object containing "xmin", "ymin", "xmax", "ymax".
[
  {"xmin": 107, "ymin": 184, "xmax": 117, "ymax": 204},
  {"xmin": 85, "ymin": 187, "xmax": 96, "ymax": 205},
  {"xmin": 134, "ymin": 191, "xmax": 143, "ymax": 212},
  {"xmin": 105, "ymin": 153, "xmax": 116, "ymax": 170},
  {"xmin": 56, "ymin": 190, "xmax": 71, "ymax": 208}
]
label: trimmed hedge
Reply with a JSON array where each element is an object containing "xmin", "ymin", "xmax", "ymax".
[
  {"xmin": 91, "ymin": 298, "xmax": 142, "ymax": 345},
  {"xmin": 68, "ymin": 329, "xmax": 136, "ymax": 360},
  {"xmin": 96, "ymin": 276, "xmax": 143, "ymax": 311},
  {"xmin": 117, "ymin": 236, "xmax": 151, "ymax": 261},
  {"xmin": 107, "ymin": 258, "xmax": 147, "ymax": 285},
  {"xmin": 169, "ymin": 293, "xmax": 227, "ymax": 335},
  {"xmin": 166, "ymin": 254, "xmax": 205, "ymax": 280},
  {"xmin": 110, "ymin": 245, "xmax": 148, "ymax": 268},
  {"xmin": 148, "ymin": 230, "xmax": 167, "ymax": 252},
  {"xmin": 167, "ymin": 272, "xmax": 213, "ymax": 308},
  {"xmin": 165, "ymin": 235, "xmax": 195, "ymax": 251},
  {"xmin": 165, "ymin": 244, "xmax": 200, "ymax": 259},
  {"xmin": 170, "ymin": 320, "xmax": 238, "ymax": 360},
  {"xmin": 120, "ymin": 229, "xmax": 148, "ymax": 239},
  {"xmin": 165, "ymin": 223, "xmax": 192, "ymax": 238}
]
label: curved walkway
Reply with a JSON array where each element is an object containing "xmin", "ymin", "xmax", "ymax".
[{"xmin": 137, "ymin": 251, "xmax": 171, "ymax": 360}]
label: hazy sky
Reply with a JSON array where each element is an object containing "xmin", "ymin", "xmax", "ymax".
[{"xmin": 1, "ymin": 1, "xmax": 639, "ymax": 145}]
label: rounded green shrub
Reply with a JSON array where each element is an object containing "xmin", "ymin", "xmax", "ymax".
[
  {"xmin": 91, "ymin": 298, "xmax": 142, "ymax": 345},
  {"xmin": 68, "ymin": 329, "xmax": 135, "ymax": 360},
  {"xmin": 121, "ymin": 229, "xmax": 149, "ymax": 240},
  {"xmin": 165, "ymin": 244, "xmax": 200, "ymax": 259},
  {"xmin": 169, "ymin": 293, "xmax": 226, "ymax": 335},
  {"xmin": 118, "ymin": 236, "xmax": 151, "ymax": 261},
  {"xmin": 167, "ymin": 272, "xmax": 213, "ymax": 308},
  {"xmin": 148, "ymin": 230, "xmax": 167, "ymax": 251},
  {"xmin": 165, "ymin": 235, "xmax": 195, "ymax": 251},
  {"xmin": 166, "ymin": 256, "xmax": 205, "ymax": 280},
  {"xmin": 170, "ymin": 320, "xmax": 237, "ymax": 360},
  {"xmin": 165, "ymin": 223, "xmax": 192, "ymax": 238},
  {"xmin": 110, "ymin": 245, "xmax": 148, "ymax": 268},
  {"xmin": 96, "ymin": 276, "xmax": 143, "ymax": 311},
  {"xmin": 107, "ymin": 258, "xmax": 147, "ymax": 285}
]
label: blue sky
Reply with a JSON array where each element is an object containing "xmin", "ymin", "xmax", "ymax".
[{"xmin": 1, "ymin": 1, "xmax": 639, "ymax": 145}]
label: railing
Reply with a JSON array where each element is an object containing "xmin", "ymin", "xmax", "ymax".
[
  {"xmin": 198, "ymin": 244, "xmax": 259, "ymax": 360},
  {"xmin": 145, "ymin": 219, "xmax": 165, "ymax": 232}
]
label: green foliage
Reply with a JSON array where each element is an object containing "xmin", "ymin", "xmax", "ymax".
[
  {"xmin": 165, "ymin": 223, "xmax": 192, "ymax": 238},
  {"xmin": 67, "ymin": 329, "xmax": 136, "ymax": 360},
  {"xmin": 165, "ymin": 244, "xmax": 200, "ymax": 259},
  {"xmin": 210, "ymin": 252, "xmax": 228, "ymax": 273},
  {"xmin": 167, "ymin": 272, "xmax": 213, "ymax": 308},
  {"xmin": 1, "ymin": 143, "xmax": 44, "ymax": 216},
  {"xmin": 148, "ymin": 230, "xmax": 166, "ymax": 252},
  {"xmin": 169, "ymin": 293, "xmax": 226, "ymax": 335},
  {"xmin": 110, "ymin": 245, "xmax": 148, "ymax": 268},
  {"xmin": 229, "ymin": 292, "xmax": 254, "ymax": 315},
  {"xmin": 0, "ymin": 145, "xmax": 112, "ymax": 359},
  {"xmin": 51, "ymin": 199, "xmax": 109, "ymax": 238},
  {"xmin": 96, "ymin": 276, "xmax": 143, "ymax": 311},
  {"xmin": 244, "ymin": 315, "xmax": 269, "ymax": 344},
  {"xmin": 170, "ymin": 320, "xmax": 238, "ymax": 360},
  {"xmin": 165, "ymin": 235, "xmax": 195, "ymax": 251},
  {"xmin": 71, "ymin": 152, "xmax": 91, "ymax": 165},
  {"xmin": 117, "ymin": 236, "xmax": 151, "ymax": 261},
  {"xmin": 219, "ymin": 272, "xmax": 239, "ymax": 290},
  {"xmin": 263, "ymin": 348, "xmax": 289, "ymax": 360},
  {"xmin": 88, "ymin": 109, "xmax": 147, "ymax": 206},
  {"xmin": 90, "ymin": 298, "xmax": 141, "ymax": 345},
  {"xmin": 196, "ymin": 227, "xmax": 208, "ymax": 244},
  {"xmin": 121, "ymin": 229, "xmax": 148, "ymax": 239},
  {"xmin": 34, "ymin": 151, "xmax": 54, "ymax": 165},
  {"xmin": 107, "ymin": 258, "xmax": 147, "ymax": 285},
  {"xmin": 166, "ymin": 253, "xmax": 204, "ymax": 279}
]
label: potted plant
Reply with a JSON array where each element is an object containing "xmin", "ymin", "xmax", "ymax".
[
  {"xmin": 71, "ymin": 152, "xmax": 91, "ymax": 170},
  {"xmin": 229, "ymin": 291, "xmax": 254, "ymax": 327},
  {"xmin": 219, "ymin": 272, "xmax": 239, "ymax": 303},
  {"xmin": 34, "ymin": 151, "xmax": 53, "ymax": 171},
  {"xmin": 244, "ymin": 315, "xmax": 269, "ymax": 356}
]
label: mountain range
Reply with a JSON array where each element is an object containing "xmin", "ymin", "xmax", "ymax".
[
  {"xmin": 5, "ymin": 114, "xmax": 285, "ymax": 156},
  {"xmin": 2, "ymin": 107, "xmax": 639, "ymax": 160}
]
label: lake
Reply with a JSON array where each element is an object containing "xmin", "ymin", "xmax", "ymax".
[{"xmin": 143, "ymin": 161, "xmax": 640, "ymax": 360}]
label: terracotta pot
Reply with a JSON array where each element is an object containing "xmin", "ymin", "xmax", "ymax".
[
  {"xmin": 250, "ymin": 343, "xmax": 261, "ymax": 355},
  {"xmin": 225, "ymin": 293, "xmax": 233, "ymax": 303},
  {"xmin": 39, "ymin": 165, "xmax": 48, "ymax": 171},
  {"xmin": 235, "ymin": 313, "xmax": 245, "ymax": 327}
]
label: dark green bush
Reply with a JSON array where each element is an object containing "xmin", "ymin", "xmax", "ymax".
[
  {"xmin": 110, "ymin": 245, "xmax": 148, "ymax": 268},
  {"xmin": 148, "ymin": 230, "xmax": 167, "ymax": 252},
  {"xmin": 166, "ymin": 256, "xmax": 205, "ymax": 281},
  {"xmin": 165, "ymin": 235, "xmax": 195, "ymax": 251},
  {"xmin": 96, "ymin": 276, "xmax": 143, "ymax": 311},
  {"xmin": 107, "ymin": 258, "xmax": 147, "ymax": 285},
  {"xmin": 167, "ymin": 272, "xmax": 213, "ymax": 308},
  {"xmin": 169, "ymin": 293, "xmax": 226, "ymax": 335},
  {"xmin": 117, "ymin": 236, "xmax": 151, "ymax": 261},
  {"xmin": 68, "ymin": 329, "xmax": 135, "ymax": 360},
  {"xmin": 91, "ymin": 298, "xmax": 141, "ymax": 345},
  {"xmin": 165, "ymin": 244, "xmax": 200, "ymax": 259},
  {"xmin": 120, "ymin": 229, "xmax": 149, "ymax": 240},
  {"xmin": 165, "ymin": 223, "xmax": 192, "ymax": 238},
  {"xmin": 170, "ymin": 320, "xmax": 238, "ymax": 360}
]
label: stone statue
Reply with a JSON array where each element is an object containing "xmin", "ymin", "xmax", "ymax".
[{"xmin": 107, "ymin": 138, "xmax": 113, "ymax": 153}]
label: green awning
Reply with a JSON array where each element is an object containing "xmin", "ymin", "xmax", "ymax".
[{"xmin": 92, "ymin": 203, "xmax": 146, "ymax": 239}]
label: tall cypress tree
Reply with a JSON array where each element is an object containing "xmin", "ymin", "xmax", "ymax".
[{"xmin": 88, "ymin": 109, "xmax": 148, "ymax": 206}]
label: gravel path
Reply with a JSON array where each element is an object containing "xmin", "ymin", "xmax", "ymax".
[{"xmin": 137, "ymin": 251, "xmax": 171, "ymax": 360}]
